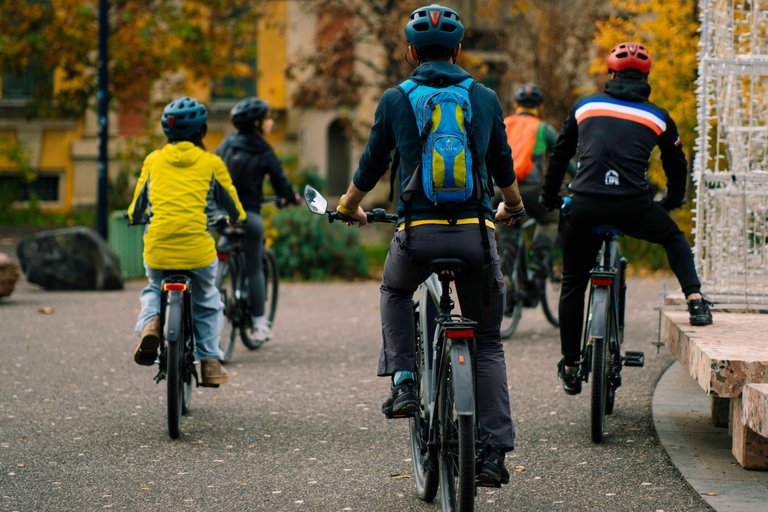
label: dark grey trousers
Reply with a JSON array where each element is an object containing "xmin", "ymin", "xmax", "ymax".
[{"xmin": 378, "ymin": 224, "xmax": 515, "ymax": 451}]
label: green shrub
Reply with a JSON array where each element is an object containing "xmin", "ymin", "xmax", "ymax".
[
  {"xmin": 269, "ymin": 207, "xmax": 368, "ymax": 280},
  {"xmin": 619, "ymin": 237, "xmax": 669, "ymax": 272}
]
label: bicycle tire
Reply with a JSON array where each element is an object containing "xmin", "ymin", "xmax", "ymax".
[
  {"xmin": 409, "ymin": 297, "xmax": 439, "ymax": 502},
  {"xmin": 438, "ymin": 361, "xmax": 475, "ymax": 512},
  {"xmin": 499, "ymin": 240, "xmax": 523, "ymax": 339},
  {"xmin": 540, "ymin": 244, "xmax": 562, "ymax": 327},
  {"xmin": 217, "ymin": 260, "xmax": 237, "ymax": 363},
  {"xmin": 590, "ymin": 298, "xmax": 611, "ymax": 443},
  {"xmin": 263, "ymin": 248, "xmax": 279, "ymax": 324},
  {"xmin": 165, "ymin": 296, "xmax": 184, "ymax": 440}
]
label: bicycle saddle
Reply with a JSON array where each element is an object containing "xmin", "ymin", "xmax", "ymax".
[
  {"xmin": 591, "ymin": 225, "xmax": 624, "ymax": 237},
  {"xmin": 422, "ymin": 258, "xmax": 470, "ymax": 276}
]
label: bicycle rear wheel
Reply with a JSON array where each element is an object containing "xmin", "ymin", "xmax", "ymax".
[
  {"xmin": 589, "ymin": 293, "xmax": 611, "ymax": 443},
  {"xmin": 166, "ymin": 338, "xmax": 183, "ymax": 439},
  {"xmin": 540, "ymin": 243, "xmax": 562, "ymax": 327},
  {"xmin": 437, "ymin": 361, "xmax": 475, "ymax": 512},
  {"xmin": 216, "ymin": 259, "xmax": 237, "ymax": 363},
  {"xmin": 499, "ymin": 240, "xmax": 523, "ymax": 339}
]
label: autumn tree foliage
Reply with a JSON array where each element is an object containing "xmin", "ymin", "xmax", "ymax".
[
  {"xmin": 286, "ymin": 0, "xmax": 423, "ymax": 110},
  {"xmin": 0, "ymin": 0, "xmax": 263, "ymax": 119},
  {"xmin": 593, "ymin": 0, "xmax": 700, "ymax": 183}
]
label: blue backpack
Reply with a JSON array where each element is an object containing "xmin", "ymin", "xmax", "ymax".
[{"xmin": 398, "ymin": 77, "xmax": 476, "ymax": 204}]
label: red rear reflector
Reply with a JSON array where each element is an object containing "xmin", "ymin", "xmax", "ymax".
[
  {"xmin": 591, "ymin": 277, "xmax": 613, "ymax": 286},
  {"xmin": 217, "ymin": 253, "xmax": 228, "ymax": 260},
  {"xmin": 459, "ymin": 356, "xmax": 465, "ymax": 364},
  {"xmin": 447, "ymin": 329, "xmax": 473, "ymax": 339},
  {"xmin": 163, "ymin": 283, "xmax": 187, "ymax": 291}
]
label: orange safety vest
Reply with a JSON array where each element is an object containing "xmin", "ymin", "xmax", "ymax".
[{"xmin": 503, "ymin": 114, "xmax": 542, "ymax": 182}]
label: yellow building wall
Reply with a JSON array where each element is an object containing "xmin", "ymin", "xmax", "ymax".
[{"xmin": 39, "ymin": 120, "xmax": 84, "ymax": 213}]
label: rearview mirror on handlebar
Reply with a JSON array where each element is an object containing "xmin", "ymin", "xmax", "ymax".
[{"xmin": 304, "ymin": 185, "xmax": 328, "ymax": 215}]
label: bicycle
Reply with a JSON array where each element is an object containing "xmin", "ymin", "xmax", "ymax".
[
  {"xmin": 127, "ymin": 215, "xmax": 197, "ymax": 440},
  {"xmin": 213, "ymin": 197, "xmax": 283, "ymax": 362},
  {"xmin": 303, "ymin": 185, "xmax": 486, "ymax": 511},
  {"xmin": 568, "ymin": 198, "xmax": 644, "ymax": 443},
  {"xmin": 497, "ymin": 217, "xmax": 562, "ymax": 338}
]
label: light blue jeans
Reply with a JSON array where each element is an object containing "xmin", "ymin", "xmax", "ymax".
[{"xmin": 135, "ymin": 258, "xmax": 224, "ymax": 360}]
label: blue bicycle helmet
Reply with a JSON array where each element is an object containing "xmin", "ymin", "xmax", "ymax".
[
  {"xmin": 405, "ymin": 4, "xmax": 464, "ymax": 49},
  {"xmin": 230, "ymin": 97, "xmax": 268, "ymax": 131},
  {"xmin": 161, "ymin": 97, "xmax": 208, "ymax": 139}
]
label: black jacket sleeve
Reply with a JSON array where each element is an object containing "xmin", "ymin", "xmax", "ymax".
[
  {"xmin": 657, "ymin": 114, "xmax": 688, "ymax": 203},
  {"xmin": 485, "ymin": 91, "xmax": 516, "ymax": 189},
  {"xmin": 261, "ymin": 149, "xmax": 296, "ymax": 201},
  {"xmin": 544, "ymin": 103, "xmax": 579, "ymax": 196},
  {"xmin": 353, "ymin": 90, "xmax": 397, "ymax": 192}
]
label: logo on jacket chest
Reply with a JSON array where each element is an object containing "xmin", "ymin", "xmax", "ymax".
[{"xmin": 605, "ymin": 170, "xmax": 620, "ymax": 186}]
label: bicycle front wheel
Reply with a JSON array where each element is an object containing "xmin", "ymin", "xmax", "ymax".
[
  {"xmin": 217, "ymin": 259, "xmax": 237, "ymax": 363},
  {"xmin": 499, "ymin": 240, "xmax": 523, "ymax": 339},
  {"xmin": 438, "ymin": 361, "xmax": 475, "ymax": 512},
  {"xmin": 263, "ymin": 248, "xmax": 279, "ymax": 324},
  {"xmin": 409, "ymin": 298, "xmax": 438, "ymax": 502},
  {"xmin": 540, "ymin": 243, "xmax": 562, "ymax": 327}
]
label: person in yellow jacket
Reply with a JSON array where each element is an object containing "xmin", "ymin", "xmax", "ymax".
[{"xmin": 128, "ymin": 97, "xmax": 246, "ymax": 386}]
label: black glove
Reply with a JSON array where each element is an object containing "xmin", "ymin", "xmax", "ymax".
[
  {"xmin": 539, "ymin": 191, "xmax": 563, "ymax": 212},
  {"xmin": 289, "ymin": 193, "xmax": 301, "ymax": 206},
  {"xmin": 656, "ymin": 194, "xmax": 685, "ymax": 212}
]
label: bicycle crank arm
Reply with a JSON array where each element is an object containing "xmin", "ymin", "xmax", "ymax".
[{"xmin": 622, "ymin": 351, "xmax": 645, "ymax": 368}]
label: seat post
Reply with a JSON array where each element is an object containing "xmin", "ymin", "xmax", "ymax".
[{"xmin": 438, "ymin": 271, "xmax": 454, "ymax": 314}]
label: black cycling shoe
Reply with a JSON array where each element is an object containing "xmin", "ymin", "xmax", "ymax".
[
  {"xmin": 381, "ymin": 379, "xmax": 419, "ymax": 417},
  {"xmin": 688, "ymin": 298, "xmax": 713, "ymax": 326},
  {"xmin": 557, "ymin": 358, "xmax": 582, "ymax": 396},
  {"xmin": 476, "ymin": 450, "xmax": 510, "ymax": 487}
]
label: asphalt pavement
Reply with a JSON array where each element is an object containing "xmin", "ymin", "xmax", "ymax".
[{"xmin": 0, "ymin": 266, "xmax": 715, "ymax": 511}]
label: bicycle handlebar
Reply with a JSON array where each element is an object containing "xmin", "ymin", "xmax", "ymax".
[{"xmin": 327, "ymin": 208, "xmax": 398, "ymax": 224}]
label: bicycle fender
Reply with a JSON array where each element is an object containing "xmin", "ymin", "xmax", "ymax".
[
  {"xmin": 164, "ymin": 291, "xmax": 184, "ymax": 343},
  {"xmin": 589, "ymin": 286, "xmax": 610, "ymax": 341},
  {"xmin": 449, "ymin": 340, "xmax": 474, "ymax": 416}
]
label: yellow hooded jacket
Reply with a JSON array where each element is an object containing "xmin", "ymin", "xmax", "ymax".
[{"xmin": 128, "ymin": 142, "xmax": 246, "ymax": 270}]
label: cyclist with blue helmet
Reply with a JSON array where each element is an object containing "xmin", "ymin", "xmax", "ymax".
[
  {"xmin": 128, "ymin": 97, "xmax": 246, "ymax": 387},
  {"xmin": 335, "ymin": 4, "xmax": 521, "ymax": 486},
  {"xmin": 215, "ymin": 97, "xmax": 300, "ymax": 343}
]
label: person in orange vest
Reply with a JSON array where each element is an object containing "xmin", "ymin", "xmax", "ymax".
[{"xmin": 502, "ymin": 84, "xmax": 576, "ymax": 271}]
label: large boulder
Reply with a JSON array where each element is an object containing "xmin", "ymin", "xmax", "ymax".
[
  {"xmin": 16, "ymin": 227, "xmax": 124, "ymax": 290},
  {"xmin": 0, "ymin": 253, "xmax": 21, "ymax": 297}
]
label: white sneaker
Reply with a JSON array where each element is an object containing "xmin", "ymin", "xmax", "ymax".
[{"xmin": 252, "ymin": 323, "xmax": 273, "ymax": 342}]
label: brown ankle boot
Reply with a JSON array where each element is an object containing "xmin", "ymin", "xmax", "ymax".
[
  {"xmin": 201, "ymin": 359, "xmax": 229, "ymax": 387},
  {"xmin": 134, "ymin": 316, "xmax": 161, "ymax": 366}
]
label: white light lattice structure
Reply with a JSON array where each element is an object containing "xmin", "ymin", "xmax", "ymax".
[{"xmin": 694, "ymin": 0, "xmax": 768, "ymax": 305}]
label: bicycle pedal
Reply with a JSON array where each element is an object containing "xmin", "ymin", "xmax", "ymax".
[
  {"xmin": 623, "ymin": 351, "xmax": 645, "ymax": 367},
  {"xmin": 386, "ymin": 411, "xmax": 417, "ymax": 420},
  {"xmin": 477, "ymin": 481, "xmax": 502, "ymax": 488},
  {"xmin": 200, "ymin": 383, "xmax": 220, "ymax": 388}
]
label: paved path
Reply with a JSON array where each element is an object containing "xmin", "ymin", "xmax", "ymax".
[{"xmin": 0, "ymin": 272, "xmax": 714, "ymax": 511}]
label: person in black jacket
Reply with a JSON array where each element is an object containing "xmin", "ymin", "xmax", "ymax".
[
  {"xmin": 215, "ymin": 98, "xmax": 299, "ymax": 342},
  {"xmin": 335, "ymin": 4, "xmax": 524, "ymax": 486},
  {"xmin": 541, "ymin": 42, "xmax": 713, "ymax": 396}
]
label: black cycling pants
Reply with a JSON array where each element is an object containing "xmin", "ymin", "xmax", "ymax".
[
  {"xmin": 378, "ymin": 224, "xmax": 515, "ymax": 451},
  {"xmin": 558, "ymin": 193, "xmax": 701, "ymax": 362}
]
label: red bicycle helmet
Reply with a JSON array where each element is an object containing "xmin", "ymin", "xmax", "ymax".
[{"xmin": 606, "ymin": 42, "xmax": 652, "ymax": 74}]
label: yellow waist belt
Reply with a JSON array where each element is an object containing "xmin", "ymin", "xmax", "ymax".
[{"xmin": 397, "ymin": 218, "xmax": 496, "ymax": 231}]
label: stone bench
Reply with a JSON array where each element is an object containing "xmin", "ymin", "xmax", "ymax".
[{"xmin": 660, "ymin": 310, "xmax": 768, "ymax": 469}]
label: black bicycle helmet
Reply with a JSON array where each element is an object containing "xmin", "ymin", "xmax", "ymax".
[
  {"xmin": 404, "ymin": 4, "xmax": 464, "ymax": 49},
  {"xmin": 230, "ymin": 97, "xmax": 268, "ymax": 131},
  {"xmin": 514, "ymin": 83, "xmax": 544, "ymax": 108},
  {"xmin": 161, "ymin": 97, "xmax": 208, "ymax": 139}
]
